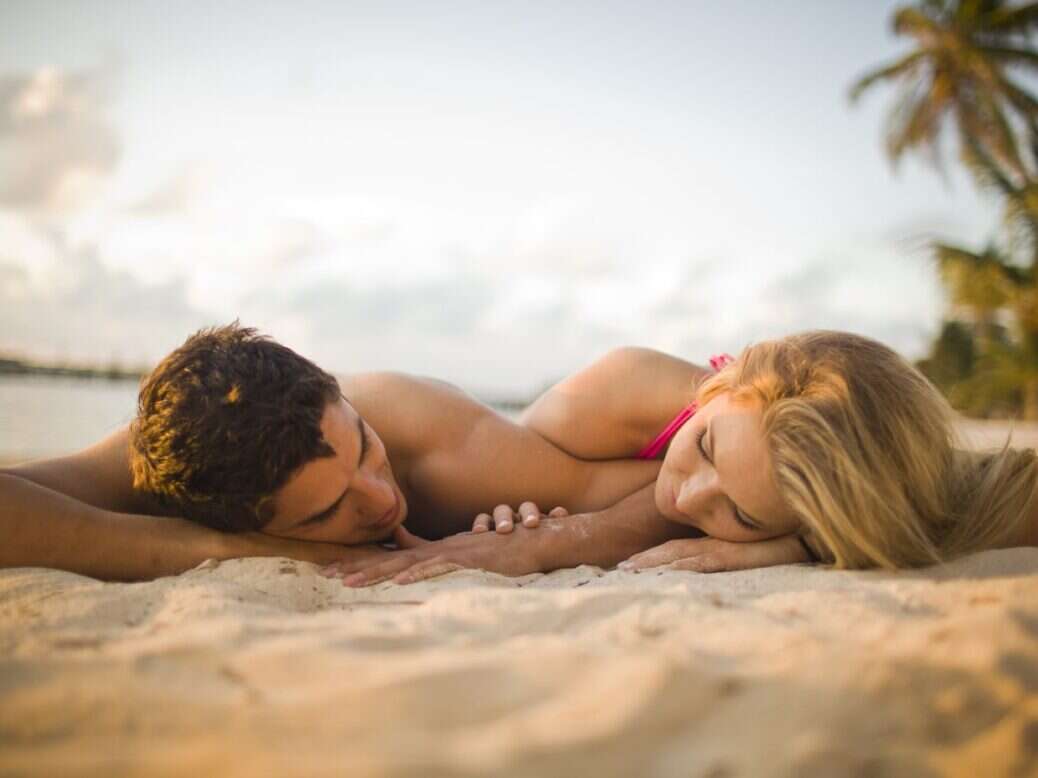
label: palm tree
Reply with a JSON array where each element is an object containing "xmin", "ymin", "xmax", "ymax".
[
  {"xmin": 850, "ymin": 0, "xmax": 1038, "ymax": 190},
  {"xmin": 852, "ymin": 1, "xmax": 1038, "ymax": 417}
]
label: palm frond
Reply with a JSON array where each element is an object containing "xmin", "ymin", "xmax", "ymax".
[
  {"xmin": 958, "ymin": 0, "xmax": 995, "ymax": 27},
  {"xmin": 993, "ymin": 71, "xmax": 1038, "ymax": 122},
  {"xmin": 978, "ymin": 92, "xmax": 1028, "ymax": 175},
  {"xmin": 894, "ymin": 7, "xmax": 946, "ymax": 40},
  {"xmin": 985, "ymin": 2, "xmax": 1038, "ymax": 34},
  {"xmin": 978, "ymin": 44, "xmax": 1038, "ymax": 70},
  {"xmin": 960, "ymin": 130, "xmax": 1018, "ymax": 194},
  {"xmin": 848, "ymin": 50, "xmax": 931, "ymax": 102},
  {"xmin": 935, "ymin": 241, "xmax": 1014, "ymax": 310}
]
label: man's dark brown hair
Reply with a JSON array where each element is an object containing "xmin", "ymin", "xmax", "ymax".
[{"xmin": 129, "ymin": 323, "xmax": 342, "ymax": 531}]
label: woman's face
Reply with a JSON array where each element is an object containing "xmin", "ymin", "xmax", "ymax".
[{"xmin": 655, "ymin": 392, "xmax": 800, "ymax": 542}]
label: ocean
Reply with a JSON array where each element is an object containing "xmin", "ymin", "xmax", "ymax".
[{"xmin": 0, "ymin": 376, "xmax": 140, "ymax": 463}]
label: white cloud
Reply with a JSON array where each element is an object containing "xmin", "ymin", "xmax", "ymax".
[
  {"xmin": 0, "ymin": 66, "xmax": 120, "ymax": 216},
  {"xmin": 0, "ymin": 232, "xmax": 210, "ymax": 365},
  {"xmin": 125, "ymin": 162, "xmax": 208, "ymax": 216}
]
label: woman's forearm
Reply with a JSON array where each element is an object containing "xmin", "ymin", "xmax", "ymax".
[{"xmin": 536, "ymin": 482, "xmax": 698, "ymax": 571}]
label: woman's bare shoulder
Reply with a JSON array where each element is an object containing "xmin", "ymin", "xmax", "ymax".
[{"xmin": 556, "ymin": 347, "xmax": 706, "ymax": 426}]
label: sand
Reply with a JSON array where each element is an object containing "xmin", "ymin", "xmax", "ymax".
[
  {"xmin": 2, "ymin": 419, "xmax": 1038, "ymax": 777},
  {"xmin": 1, "ymin": 550, "xmax": 1037, "ymax": 778}
]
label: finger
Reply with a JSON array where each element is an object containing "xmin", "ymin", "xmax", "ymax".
[
  {"xmin": 393, "ymin": 524, "xmax": 429, "ymax": 549},
  {"xmin": 472, "ymin": 513, "xmax": 492, "ymax": 534},
  {"xmin": 493, "ymin": 504, "xmax": 515, "ymax": 534},
  {"xmin": 548, "ymin": 506, "xmax": 569, "ymax": 518},
  {"xmin": 670, "ymin": 554, "xmax": 725, "ymax": 573},
  {"xmin": 338, "ymin": 553, "xmax": 418, "ymax": 585},
  {"xmin": 393, "ymin": 557, "xmax": 466, "ymax": 585},
  {"xmin": 620, "ymin": 539, "xmax": 714, "ymax": 571},
  {"xmin": 518, "ymin": 501, "xmax": 541, "ymax": 528},
  {"xmin": 342, "ymin": 556, "xmax": 416, "ymax": 587}
]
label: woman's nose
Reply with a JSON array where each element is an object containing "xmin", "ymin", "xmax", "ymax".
[{"xmin": 675, "ymin": 475, "xmax": 720, "ymax": 519}]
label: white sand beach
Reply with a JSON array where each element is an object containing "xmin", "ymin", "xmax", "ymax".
[
  {"xmin": 1, "ymin": 420, "xmax": 1037, "ymax": 777},
  {"xmin": 1, "ymin": 550, "xmax": 1037, "ymax": 777}
]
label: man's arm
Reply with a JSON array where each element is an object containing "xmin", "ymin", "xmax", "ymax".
[
  {"xmin": 325, "ymin": 482, "xmax": 699, "ymax": 585},
  {"xmin": 0, "ymin": 473, "xmax": 390, "ymax": 580},
  {"xmin": 4, "ymin": 426, "xmax": 151, "ymax": 514},
  {"xmin": 0, "ymin": 428, "xmax": 389, "ymax": 581}
]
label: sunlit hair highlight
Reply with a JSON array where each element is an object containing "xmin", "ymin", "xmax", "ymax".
[
  {"xmin": 130, "ymin": 323, "xmax": 342, "ymax": 532},
  {"xmin": 695, "ymin": 331, "xmax": 1036, "ymax": 569}
]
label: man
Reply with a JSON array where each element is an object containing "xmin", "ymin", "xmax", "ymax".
[{"xmin": 0, "ymin": 324, "xmax": 689, "ymax": 581}]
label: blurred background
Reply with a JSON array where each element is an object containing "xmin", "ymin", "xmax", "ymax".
[{"xmin": 2, "ymin": 0, "xmax": 1036, "ymax": 458}]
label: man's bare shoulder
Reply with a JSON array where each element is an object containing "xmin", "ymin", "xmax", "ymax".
[{"xmin": 340, "ymin": 371, "xmax": 492, "ymax": 454}]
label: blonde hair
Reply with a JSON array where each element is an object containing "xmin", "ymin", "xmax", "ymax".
[{"xmin": 696, "ymin": 331, "xmax": 1036, "ymax": 569}]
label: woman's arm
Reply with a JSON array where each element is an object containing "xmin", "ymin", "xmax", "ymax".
[{"xmin": 520, "ymin": 347, "xmax": 712, "ymax": 460}]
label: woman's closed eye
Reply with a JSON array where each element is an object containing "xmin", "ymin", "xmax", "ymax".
[
  {"xmin": 696, "ymin": 426, "xmax": 759, "ymax": 532},
  {"xmin": 732, "ymin": 506, "xmax": 758, "ymax": 531}
]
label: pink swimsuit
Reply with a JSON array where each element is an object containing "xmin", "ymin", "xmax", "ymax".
[{"xmin": 636, "ymin": 353, "xmax": 734, "ymax": 459}]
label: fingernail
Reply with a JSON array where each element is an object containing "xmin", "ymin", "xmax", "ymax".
[
  {"xmin": 618, "ymin": 561, "xmax": 636, "ymax": 572},
  {"xmin": 342, "ymin": 573, "xmax": 364, "ymax": 587}
]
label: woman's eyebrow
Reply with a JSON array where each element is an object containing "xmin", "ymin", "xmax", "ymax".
[{"xmin": 708, "ymin": 422, "xmax": 764, "ymax": 530}]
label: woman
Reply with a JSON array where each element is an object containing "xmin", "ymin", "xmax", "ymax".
[{"xmin": 330, "ymin": 330, "xmax": 1038, "ymax": 585}]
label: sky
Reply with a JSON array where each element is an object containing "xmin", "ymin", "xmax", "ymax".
[{"xmin": 0, "ymin": 0, "xmax": 1007, "ymax": 398}]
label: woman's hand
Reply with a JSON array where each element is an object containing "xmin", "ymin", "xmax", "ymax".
[
  {"xmin": 618, "ymin": 534, "xmax": 809, "ymax": 573},
  {"xmin": 471, "ymin": 502, "xmax": 569, "ymax": 534},
  {"xmin": 322, "ymin": 524, "xmax": 550, "ymax": 586}
]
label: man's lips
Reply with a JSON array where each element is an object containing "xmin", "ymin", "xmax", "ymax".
[{"xmin": 373, "ymin": 495, "xmax": 400, "ymax": 529}]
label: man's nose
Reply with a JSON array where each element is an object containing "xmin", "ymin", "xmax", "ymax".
[{"xmin": 352, "ymin": 472, "xmax": 395, "ymax": 514}]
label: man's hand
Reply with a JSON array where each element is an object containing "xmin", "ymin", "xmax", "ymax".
[
  {"xmin": 618, "ymin": 534, "xmax": 809, "ymax": 573},
  {"xmin": 321, "ymin": 525, "xmax": 547, "ymax": 586},
  {"xmin": 236, "ymin": 524, "xmax": 429, "ymax": 568}
]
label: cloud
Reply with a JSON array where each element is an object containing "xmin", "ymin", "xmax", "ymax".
[
  {"xmin": 0, "ymin": 66, "xmax": 121, "ymax": 215},
  {"xmin": 745, "ymin": 245, "xmax": 943, "ymax": 358},
  {"xmin": 0, "ymin": 236, "xmax": 211, "ymax": 365},
  {"xmin": 125, "ymin": 163, "xmax": 208, "ymax": 216}
]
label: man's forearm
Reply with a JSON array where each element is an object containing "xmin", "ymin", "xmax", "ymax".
[
  {"xmin": 0, "ymin": 473, "xmax": 243, "ymax": 581},
  {"xmin": 535, "ymin": 482, "xmax": 699, "ymax": 571}
]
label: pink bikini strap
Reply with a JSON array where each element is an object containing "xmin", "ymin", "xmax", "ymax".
[{"xmin": 635, "ymin": 353, "xmax": 734, "ymax": 460}]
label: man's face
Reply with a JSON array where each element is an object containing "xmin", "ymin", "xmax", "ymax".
[{"xmin": 262, "ymin": 398, "xmax": 408, "ymax": 545}]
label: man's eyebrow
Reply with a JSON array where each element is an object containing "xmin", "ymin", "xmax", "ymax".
[
  {"xmin": 292, "ymin": 412, "xmax": 367, "ymax": 530},
  {"xmin": 709, "ymin": 422, "xmax": 763, "ymax": 530},
  {"xmin": 355, "ymin": 413, "xmax": 366, "ymax": 469}
]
